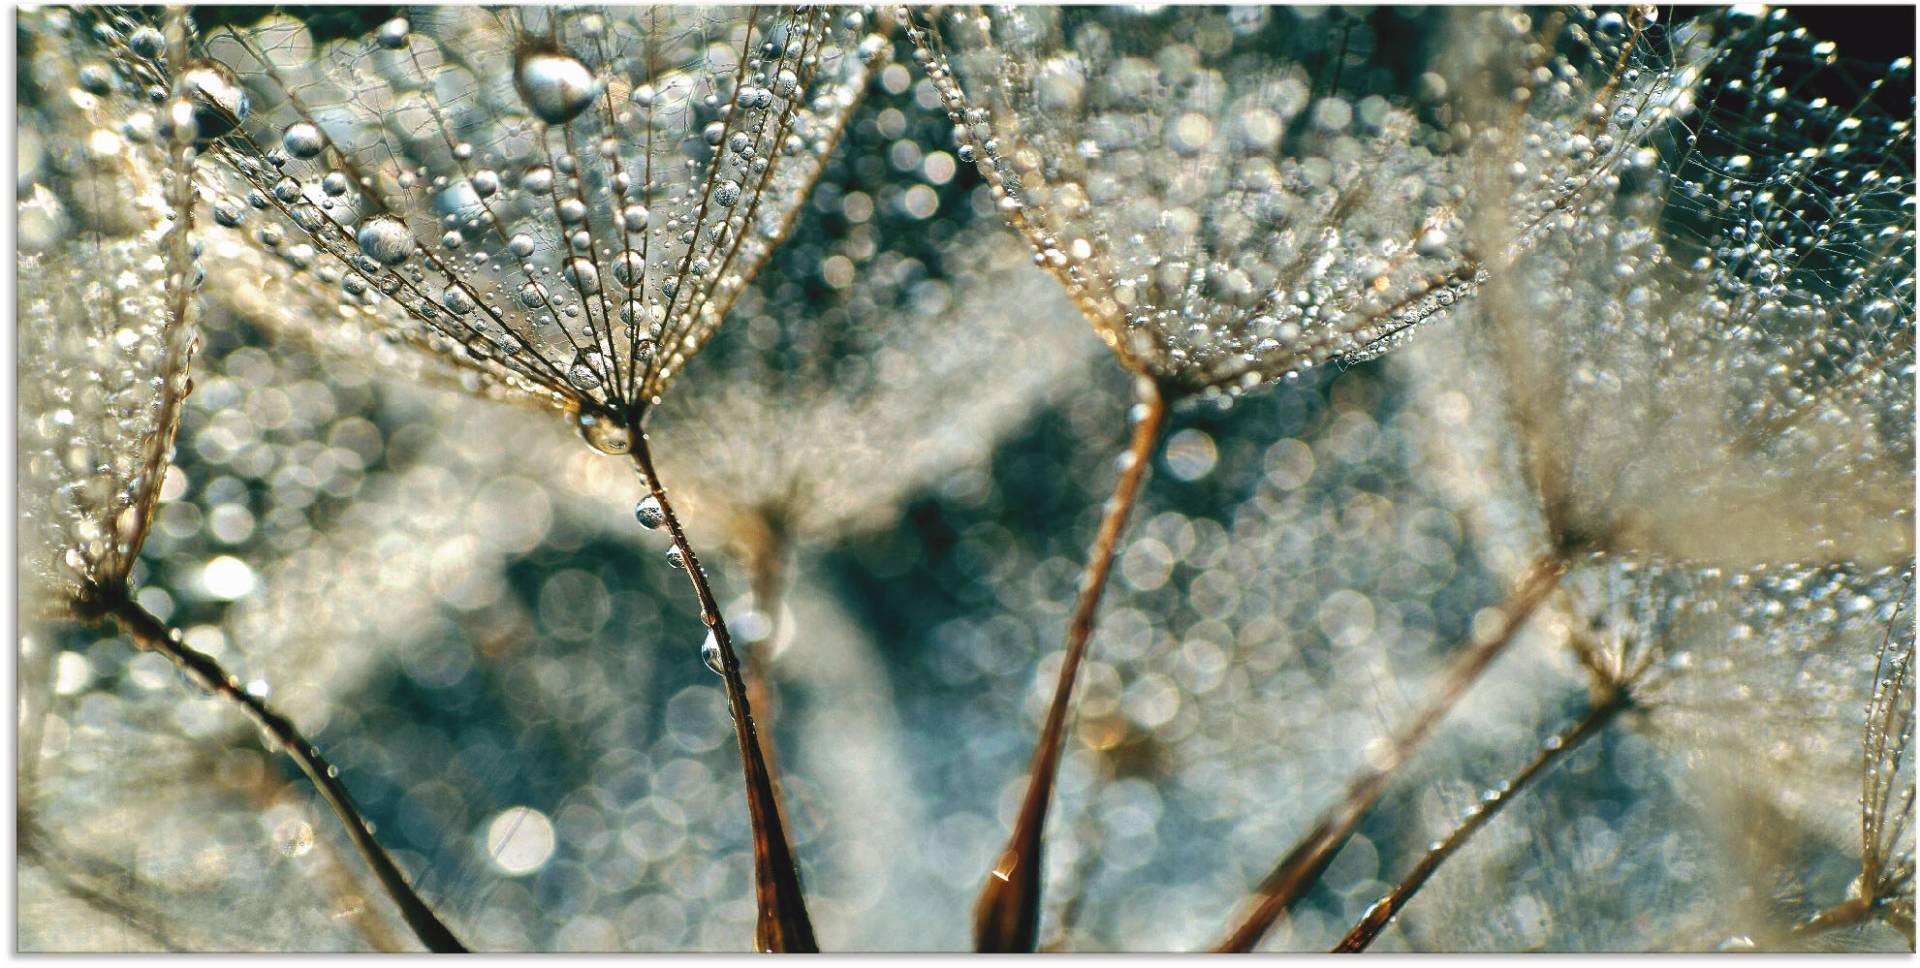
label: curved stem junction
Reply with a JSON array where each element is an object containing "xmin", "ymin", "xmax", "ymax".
[
  {"xmin": 1335, "ymin": 683, "xmax": 1630, "ymax": 952},
  {"xmin": 1215, "ymin": 554, "xmax": 1566, "ymax": 952}
]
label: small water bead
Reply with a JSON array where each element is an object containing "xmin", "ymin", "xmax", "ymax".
[
  {"xmin": 471, "ymin": 170, "xmax": 500, "ymax": 197},
  {"xmin": 522, "ymin": 166, "xmax": 555, "ymax": 195},
  {"xmin": 575, "ymin": 410, "xmax": 631, "ymax": 455},
  {"xmin": 376, "ymin": 17, "xmax": 409, "ymax": 50},
  {"xmin": 211, "ymin": 199, "xmax": 245, "ymax": 227},
  {"xmin": 128, "ymin": 25, "xmax": 166, "ymax": 58},
  {"xmin": 565, "ymin": 258, "xmax": 601, "ymax": 293},
  {"xmin": 355, "ymin": 216, "xmax": 414, "ymax": 266},
  {"xmin": 516, "ymin": 50, "xmax": 599, "ymax": 125},
  {"xmin": 666, "ymin": 546, "xmax": 687, "ymax": 570},
  {"xmin": 701, "ymin": 631, "xmax": 724, "ymax": 675},
  {"xmin": 712, "ymin": 180, "xmax": 741, "ymax": 207},
  {"xmin": 281, "ymin": 121, "xmax": 326, "ymax": 159},
  {"xmin": 321, "ymin": 171, "xmax": 350, "ymax": 196},
  {"xmin": 508, "ymin": 233, "xmax": 537, "ymax": 258},
  {"xmin": 773, "ymin": 68, "xmax": 799, "ymax": 98},
  {"xmin": 612, "ymin": 251, "xmax": 645, "ymax": 288},
  {"xmin": 77, "ymin": 64, "xmax": 112, "ymax": 95},
  {"xmin": 568, "ymin": 353, "xmax": 603, "ymax": 390},
  {"xmin": 634, "ymin": 495, "xmax": 664, "ymax": 529},
  {"xmin": 441, "ymin": 286, "xmax": 476, "ymax": 315}
]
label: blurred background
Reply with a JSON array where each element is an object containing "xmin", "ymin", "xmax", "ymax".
[{"xmin": 16, "ymin": 5, "xmax": 1915, "ymax": 953}]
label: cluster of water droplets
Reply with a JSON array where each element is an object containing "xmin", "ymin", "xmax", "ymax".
[
  {"xmin": 18, "ymin": 8, "xmax": 203, "ymax": 604},
  {"xmin": 181, "ymin": 7, "xmax": 887, "ymax": 451},
  {"xmin": 908, "ymin": 6, "xmax": 1677, "ymax": 398},
  {"xmin": 1408, "ymin": 6, "xmax": 1915, "ymax": 570}
]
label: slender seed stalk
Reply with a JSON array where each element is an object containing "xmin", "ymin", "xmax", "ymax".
[
  {"xmin": 973, "ymin": 380, "xmax": 1170, "ymax": 953},
  {"xmin": 1790, "ymin": 896, "xmax": 1875, "ymax": 939},
  {"xmin": 79, "ymin": 584, "xmax": 466, "ymax": 953},
  {"xmin": 628, "ymin": 433, "xmax": 817, "ymax": 953},
  {"xmin": 1214, "ymin": 554, "xmax": 1567, "ymax": 953},
  {"xmin": 1335, "ymin": 685, "xmax": 1632, "ymax": 952}
]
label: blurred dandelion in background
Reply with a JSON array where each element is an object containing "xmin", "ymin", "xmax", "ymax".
[{"xmin": 13, "ymin": 3, "xmax": 1917, "ymax": 956}]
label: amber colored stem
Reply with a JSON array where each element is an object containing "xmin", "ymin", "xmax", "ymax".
[
  {"xmin": 973, "ymin": 382, "xmax": 1169, "ymax": 953},
  {"xmin": 1334, "ymin": 684, "xmax": 1630, "ymax": 952},
  {"xmin": 629, "ymin": 434, "xmax": 816, "ymax": 953},
  {"xmin": 1214, "ymin": 555, "xmax": 1566, "ymax": 953},
  {"xmin": 87, "ymin": 586, "xmax": 466, "ymax": 953}
]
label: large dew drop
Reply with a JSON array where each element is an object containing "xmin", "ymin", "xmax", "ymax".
[
  {"xmin": 516, "ymin": 50, "xmax": 599, "ymax": 125},
  {"xmin": 355, "ymin": 216, "xmax": 413, "ymax": 266},
  {"xmin": 634, "ymin": 495, "xmax": 664, "ymax": 530},
  {"xmin": 282, "ymin": 121, "xmax": 326, "ymax": 159},
  {"xmin": 701, "ymin": 631, "xmax": 724, "ymax": 676},
  {"xmin": 575, "ymin": 410, "xmax": 631, "ymax": 455}
]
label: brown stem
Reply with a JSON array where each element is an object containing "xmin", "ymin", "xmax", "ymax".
[
  {"xmin": 629, "ymin": 434, "xmax": 816, "ymax": 953},
  {"xmin": 1335, "ymin": 685, "xmax": 1631, "ymax": 952},
  {"xmin": 1789, "ymin": 896, "xmax": 1874, "ymax": 940},
  {"xmin": 85, "ymin": 585, "xmax": 466, "ymax": 953},
  {"xmin": 1214, "ymin": 554, "xmax": 1566, "ymax": 953},
  {"xmin": 974, "ymin": 381, "xmax": 1170, "ymax": 953}
]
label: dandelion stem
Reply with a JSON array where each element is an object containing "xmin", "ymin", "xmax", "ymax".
[
  {"xmin": 973, "ymin": 380, "xmax": 1169, "ymax": 953},
  {"xmin": 1214, "ymin": 554, "xmax": 1566, "ymax": 953},
  {"xmin": 1334, "ymin": 684, "xmax": 1631, "ymax": 952},
  {"xmin": 1789, "ymin": 896, "xmax": 1875, "ymax": 939},
  {"xmin": 629, "ymin": 434, "xmax": 817, "ymax": 953},
  {"xmin": 82, "ymin": 585, "xmax": 466, "ymax": 953}
]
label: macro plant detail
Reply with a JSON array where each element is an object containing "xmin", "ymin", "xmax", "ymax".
[{"xmin": 14, "ymin": 2, "xmax": 1918, "ymax": 956}]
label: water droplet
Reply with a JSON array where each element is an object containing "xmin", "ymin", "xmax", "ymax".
[
  {"xmin": 701, "ymin": 631, "xmax": 724, "ymax": 675},
  {"xmin": 281, "ymin": 121, "xmax": 326, "ymax": 159},
  {"xmin": 441, "ymin": 286, "xmax": 476, "ymax": 315},
  {"xmin": 564, "ymin": 258, "xmax": 599, "ymax": 294},
  {"xmin": 712, "ymin": 179, "xmax": 741, "ymax": 207},
  {"xmin": 376, "ymin": 17, "xmax": 409, "ymax": 50},
  {"xmin": 129, "ymin": 26, "xmax": 167, "ymax": 58},
  {"xmin": 666, "ymin": 546, "xmax": 686, "ymax": 570},
  {"xmin": 516, "ymin": 50, "xmax": 599, "ymax": 125},
  {"xmin": 355, "ymin": 216, "xmax": 413, "ymax": 266},
  {"xmin": 630, "ymin": 495, "xmax": 665, "ymax": 530},
  {"xmin": 575, "ymin": 410, "xmax": 631, "ymax": 455},
  {"xmin": 568, "ymin": 353, "xmax": 603, "ymax": 390}
]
